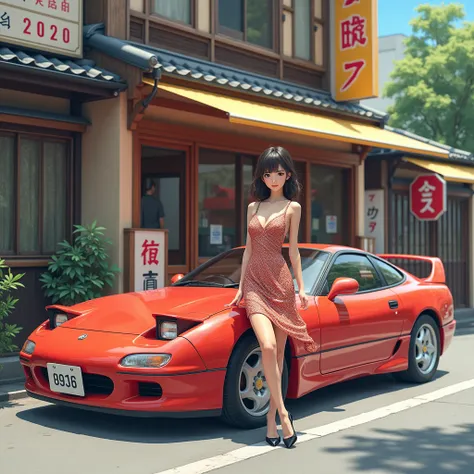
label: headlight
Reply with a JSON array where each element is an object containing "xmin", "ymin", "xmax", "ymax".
[
  {"xmin": 55, "ymin": 313, "xmax": 69, "ymax": 327},
  {"xmin": 119, "ymin": 354, "xmax": 171, "ymax": 368},
  {"xmin": 160, "ymin": 321, "xmax": 178, "ymax": 340},
  {"xmin": 22, "ymin": 340, "xmax": 36, "ymax": 355}
]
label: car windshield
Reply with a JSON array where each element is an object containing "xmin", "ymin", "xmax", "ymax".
[{"xmin": 174, "ymin": 248, "xmax": 330, "ymax": 292}]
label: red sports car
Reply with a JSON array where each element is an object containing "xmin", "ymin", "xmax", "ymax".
[{"xmin": 20, "ymin": 244, "xmax": 456, "ymax": 428}]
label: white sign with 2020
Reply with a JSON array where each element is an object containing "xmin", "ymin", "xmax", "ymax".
[{"xmin": 0, "ymin": 0, "xmax": 82, "ymax": 57}]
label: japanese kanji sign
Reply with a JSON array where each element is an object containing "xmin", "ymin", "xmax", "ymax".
[
  {"xmin": 364, "ymin": 189, "xmax": 384, "ymax": 253},
  {"xmin": 410, "ymin": 174, "xmax": 447, "ymax": 221},
  {"xmin": 330, "ymin": 0, "xmax": 378, "ymax": 102},
  {"xmin": 132, "ymin": 230, "xmax": 167, "ymax": 291},
  {"xmin": 0, "ymin": 0, "xmax": 82, "ymax": 57}
]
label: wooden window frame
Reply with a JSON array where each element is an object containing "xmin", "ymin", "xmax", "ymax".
[
  {"xmin": 283, "ymin": 0, "xmax": 325, "ymax": 64},
  {"xmin": 0, "ymin": 130, "xmax": 73, "ymax": 260},
  {"xmin": 215, "ymin": 0, "xmax": 278, "ymax": 52},
  {"xmin": 148, "ymin": 0, "xmax": 197, "ymax": 28},
  {"xmin": 130, "ymin": 1, "xmax": 328, "ymax": 85}
]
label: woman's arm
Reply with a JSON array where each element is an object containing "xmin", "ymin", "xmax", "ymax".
[
  {"xmin": 288, "ymin": 202, "xmax": 308, "ymax": 308},
  {"xmin": 238, "ymin": 202, "xmax": 255, "ymax": 290},
  {"xmin": 227, "ymin": 202, "xmax": 255, "ymax": 307}
]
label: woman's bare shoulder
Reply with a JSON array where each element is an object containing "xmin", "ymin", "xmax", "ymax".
[
  {"xmin": 248, "ymin": 201, "xmax": 259, "ymax": 212},
  {"xmin": 288, "ymin": 201, "xmax": 301, "ymax": 212}
]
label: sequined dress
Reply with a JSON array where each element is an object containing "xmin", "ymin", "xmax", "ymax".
[{"xmin": 242, "ymin": 200, "xmax": 317, "ymax": 353}]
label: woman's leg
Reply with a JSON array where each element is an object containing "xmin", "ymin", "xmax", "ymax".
[
  {"xmin": 249, "ymin": 314, "xmax": 292, "ymax": 438},
  {"xmin": 266, "ymin": 324, "xmax": 287, "ymax": 435}
]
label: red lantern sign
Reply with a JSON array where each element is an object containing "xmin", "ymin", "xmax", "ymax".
[{"xmin": 410, "ymin": 174, "xmax": 447, "ymax": 221}]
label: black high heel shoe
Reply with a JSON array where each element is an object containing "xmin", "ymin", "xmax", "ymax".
[
  {"xmin": 283, "ymin": 413, "xmax": 297, "ymax": 448},
  {"xmin": 265, "ymin": 435, "xmax": 281, "ymax": 447}
]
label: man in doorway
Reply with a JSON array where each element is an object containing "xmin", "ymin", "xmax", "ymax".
[{"xmin": 141, "ymin": 179, "xmax": 165, "ymax": 229}]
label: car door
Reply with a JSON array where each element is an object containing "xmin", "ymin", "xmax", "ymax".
[{"xmin": 318, "ymin": 252, "xmax": 405, "ymax": 374}]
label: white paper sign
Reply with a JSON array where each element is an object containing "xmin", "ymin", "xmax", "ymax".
[
  {"xmin": 210, "ymin": 224, "xmax": 223, "ymax": 245},
  {"xmin": 0, "ymin": 0, "xmax": 83, "ymax": 57},
  {"xmin": 364, "ymin": 189, "xmax": 385, "ymax": 253},
  {"xmin": 133, "ymin": 230, "xmax": 166, "ymax": 292},
  {"xmin": 326, "ymin": 215, "xmax": 337, "ymax": 234}
]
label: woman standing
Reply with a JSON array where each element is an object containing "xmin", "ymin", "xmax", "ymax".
[{"xmin": 227, "ymin": 146, "xmax": 317, "ymax": 448}]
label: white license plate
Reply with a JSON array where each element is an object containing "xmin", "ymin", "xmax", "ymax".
[{"xmin": 46, "ymin": 363, "xmax": 85, "ymax": 397}]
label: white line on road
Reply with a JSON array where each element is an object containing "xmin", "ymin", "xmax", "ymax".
[{"xmin": 153, "ymin": 378, "xmax": 474, "ymax": 474}]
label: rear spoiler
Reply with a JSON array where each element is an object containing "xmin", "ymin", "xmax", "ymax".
[{"xmin": 377, "ymin": 254, "xmax": 446, "ymax": 284}]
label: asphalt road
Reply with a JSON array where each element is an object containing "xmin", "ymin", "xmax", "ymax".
[{"xmin": 1, "ymin": 324, "xmax": 473, "ymax": 474}]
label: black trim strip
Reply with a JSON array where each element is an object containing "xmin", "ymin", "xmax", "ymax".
[
  {"xmin": 116, "ymin": 367, "xmax": 227, "ymax": 377},
  {"xmin": 293, "ymin": 332, "xmax": 411, "ymax": 359},
  {"xmin": 26, "ymin": 391, "xmax": 222, "ymax": 419}
]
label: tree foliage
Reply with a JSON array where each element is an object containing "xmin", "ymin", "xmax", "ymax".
[{"xmin": 384, "ymin": 3, "xmax": 474, "ymax": 152}]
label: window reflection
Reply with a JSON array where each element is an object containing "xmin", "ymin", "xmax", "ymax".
[
  {"xmin": 199, "ymin": 149, "xmax": 236, "ymax": 258},
  {"xmin": 310, "ymin": 164, "xmax": 348, "ymax": 245}
]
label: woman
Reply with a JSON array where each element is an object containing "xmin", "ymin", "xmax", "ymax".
[{"xmin": 227, "ymin": 146, "xmax": 317, "ymax": 449}]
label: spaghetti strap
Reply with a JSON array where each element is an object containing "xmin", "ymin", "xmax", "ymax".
[{"xmin": 284, "ymin": 200, "xmax": 292, "ymax": 215}]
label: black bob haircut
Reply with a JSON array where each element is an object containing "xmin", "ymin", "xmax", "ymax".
[{"xmin": 250, "ymin": 146, "xmax": 302, "ymax": 201}]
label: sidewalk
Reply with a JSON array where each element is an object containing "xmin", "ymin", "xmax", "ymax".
[{"xmin": 1, "ymin": 307, "xmax": 473, "ymax": 403}]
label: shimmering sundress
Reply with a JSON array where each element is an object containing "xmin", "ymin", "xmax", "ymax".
[{"xmin": 242, "ymin": 200, "xmax": 317, "ymax": 353}]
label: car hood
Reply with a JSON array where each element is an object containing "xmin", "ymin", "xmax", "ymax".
[{"xmin": 55, "ymin": 287, "xmax": 236, "ymax": 335}]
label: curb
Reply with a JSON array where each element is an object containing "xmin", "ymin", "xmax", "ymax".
[{"xmin": 0, "ymin": 388, "xmax": 28, "ymax": 403}]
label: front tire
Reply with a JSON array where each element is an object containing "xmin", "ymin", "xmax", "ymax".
[
  {"xmin": 221, "ymin": 334, "xmax": 289, "ymax": 429},
  {"xmin": 394, "ymin": 314, "xmax": 440, "ymax": 383}
]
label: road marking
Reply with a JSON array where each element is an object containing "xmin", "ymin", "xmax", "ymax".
[{"xmin": 153, "ymin": 378, "xmax": 474, "ymax": 474}]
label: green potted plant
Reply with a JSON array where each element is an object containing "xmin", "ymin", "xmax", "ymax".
[
  {"xmin": 40, "ymin": 221, "xmax": 120, "ymax": 306},
  {"xmin": 0, "ymin": 259, "xmax": 24, "ymax": 358}
]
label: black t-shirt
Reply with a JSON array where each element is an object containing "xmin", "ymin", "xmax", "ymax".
[{"xmin": 141, "ymin": 195, "xmax": 165, "ymax": 229}]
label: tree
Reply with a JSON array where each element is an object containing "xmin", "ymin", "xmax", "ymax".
[{"xmin": 384, "ymin": 3, "xmax": 474, "ymax": 152}]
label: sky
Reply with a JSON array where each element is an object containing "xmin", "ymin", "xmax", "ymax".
[{"xmin": 377, "ymin": 1, "xmax": 473, "ymax": 37}]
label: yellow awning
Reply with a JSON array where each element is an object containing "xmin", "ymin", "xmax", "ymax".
[
  {"xmin": 405, "ymin": 158, "xmax": 474, "ymax": 184},
  {"xmin": 148, "ymin": 80, "xmax": 450, "ymax": 159}
]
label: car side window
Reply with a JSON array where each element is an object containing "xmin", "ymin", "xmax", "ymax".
[
  {"xmin": 373, "ymin": 259, "xmax": 404, "ymax": 286},
  {"xmin": 326, "ymin": 254, "xmax": 383, "ymax": 292}
]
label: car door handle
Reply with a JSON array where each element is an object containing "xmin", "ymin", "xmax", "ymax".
[{"xmin": 388, "ymin": 300, "xmax": 399, "ymax": 310}]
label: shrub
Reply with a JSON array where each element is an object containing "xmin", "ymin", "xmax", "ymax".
[
  {"xmin": 40, "ymin": 221, "xmax": 120, "ymax": 306},
  {"xmin": 0, "ymin": 259, "xmax": 24, "ymax": 354}
]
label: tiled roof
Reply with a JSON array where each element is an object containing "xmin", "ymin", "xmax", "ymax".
[
  {"xmin": 372, "ymin": 126, "xmax": 474, "ymax": 164},
  {"xmin": 82, "ymin": 24, "xmax": 385, "ymax": 121},
  {"xmin": 0, "ymin": 46, "xmax": 125, "ymax": 84},
  {"xmin": 143, "ymin": 47, "xmax": 384, "ymax": 120}
]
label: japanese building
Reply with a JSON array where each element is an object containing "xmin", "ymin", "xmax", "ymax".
[
  {"xmin": 2, "ymin": 0, "xmax": 470, "ymax": 367},
  {"xmin": 0, "ymin": 0, "xmax": 126, "ymax": 365},
  {"xmin": 366, "ymin": 128, "xmax": 474, "ymax": 309}
]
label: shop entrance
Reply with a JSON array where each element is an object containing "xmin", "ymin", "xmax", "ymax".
[{"xmin": 141, "ymin": 145, "xmax": 187, "ymax": 268}]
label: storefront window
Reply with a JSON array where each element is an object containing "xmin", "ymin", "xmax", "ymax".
[
  {"xmin": 310, "ymin": 164, "xmax": 348, "ymax": 245},
  {"xmin": 242, "ymin": 156, "xmax": 254, "ymax": 240},
  {"xmin": 141, "ymin": 146, "xmax": 187, "ymax": 265},
  {"xmin": 0, "ymin": 133, "xmax": 70, "ymax": 256},
  {"xmin": 199, "ymin": 149, "xmax": 237, "ymax": 258}
]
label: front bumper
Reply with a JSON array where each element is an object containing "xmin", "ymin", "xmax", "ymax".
[
  {"xmin": 21, "ymin": 361, "xmax": 226, "ymax": 416},
  {"xmin": 20, "ymin": 327, "xmax": 227, "ymax": 416}
]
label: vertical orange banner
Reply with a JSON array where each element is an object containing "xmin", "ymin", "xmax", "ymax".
[{"xmin": 330, "ymin": 0, "xmax": 379, "ymax": 102}]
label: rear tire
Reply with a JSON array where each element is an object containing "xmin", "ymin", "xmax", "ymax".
[
  {"xmin": 221, "ymin": 334, "xmax": 289, "ymax": 429},
  {"xmin": 394, "ymin": 314, "xmax": 440, "ymax": 383}
]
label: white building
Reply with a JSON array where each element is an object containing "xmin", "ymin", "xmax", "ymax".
[{"xmin": 362, "ymin": 34, "xmax": 407, "ymax": 113}]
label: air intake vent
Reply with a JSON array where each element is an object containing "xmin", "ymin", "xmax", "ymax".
[{"xmin": 138, "ymin": 382, "xmax": 163, "ymax": 398}]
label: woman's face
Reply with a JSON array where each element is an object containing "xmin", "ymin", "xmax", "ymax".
[{"xmin": 262, "ymin": 165, "xmax": 289, "ymax": 192}]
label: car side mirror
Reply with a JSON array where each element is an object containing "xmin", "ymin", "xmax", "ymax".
[
  {"xmin": 170, "ymin": 274, "xmax": 184, "ymax": 284},
  {"xmin": 327, "ymin": 277, "xmax": 359, "ymax": 301}
]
